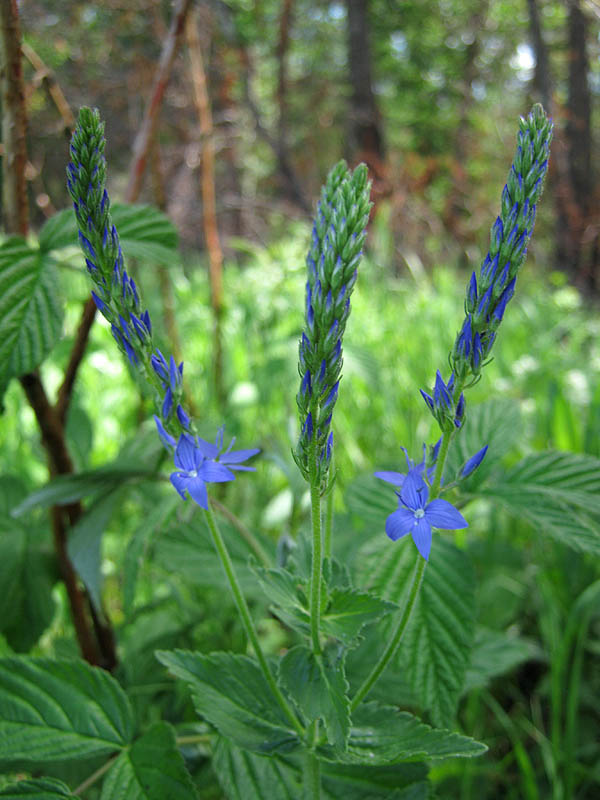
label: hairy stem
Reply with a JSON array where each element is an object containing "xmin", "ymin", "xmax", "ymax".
[
  {"xmin": 202, "ymin": 502, "xmax": 303, "ymax": 736},
  {"xmin": 324, "ymin": 452, "xmax": 335, "ymax": 560}
]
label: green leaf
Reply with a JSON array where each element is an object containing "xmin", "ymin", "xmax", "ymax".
[
  {"xmin": 67, "ymin": 488, "xmax": 124, "ymax": 611},
  {"xmin": 318, "ymin": 702, "xmax": 486, "ymax": 765},
  {"xmin": 446, "ymin": 397, "xmax": 522, "ymax": 487},
  {"xmin": 486, "ymin": 451, "xmax": 600, "ymax": 555},
  {"xmin": 321, "ymin": 589, "xmax": 396, "ymax": 648},
  {"xmin": 278, "ymin": 645, "xmax": 350, "ymax": 748},
  {"xmin": 123, "ymin": 495, "xmax": 180, "ymax": 616},
  {"xmin": 345, "ymin": 473, "xmax": 395, "ymax": 531},
  {"xmin": 0, "ymin": 778, "xmax": 75, "ymax": 798},
  {"xmin": 212, "ymin": 738, "xmax": 300, "ymax": 800},
  {"xmin": 100, "ymin": 722, "xmax": 197, "ymax": 800},
  {"xmin": 0, "ymin": 657, "xmax": 133, "ymax": 762},
  {"xmin": 464, "ymin": 627, "xmax": 543, "ymax": 692},
  {"xmin": 0, "ymin": 518, "xmax": 56, "ymax": 651},
  {"xmin": 11, "ymin": 465, "xmax": 158, "ymax": 516},
  {"xmin": 357, "ymin": 537, "xmax": 476, "ymax": 727},
  {"xmin": 155, "ymin": 519, "xmax": 260, "ymax": 594},
  {"xmin": 0, "ymin": 237, "xmax": 63, "ymax": 392},
  {"xmin": 38, "ymin": 204, "xmax": 178, "ymax": 264},
  {"xmin": 253, "ymin": 565, "xmax": 308, "ymax": 616},
  {"xmin": 321, "ymin": 762, "xmax": 429, "ymax": 800},
  {"xmin": 156, "ymin": 650, "xmax": 300, "ymax": 755}
]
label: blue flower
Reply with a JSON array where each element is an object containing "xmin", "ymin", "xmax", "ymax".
[
  {"xmin": 384, "ymin": 469, "xmax": 468, "ymax": 560},
  {"xmin": 169, "ymin": 427, "xmax": 260, "ymax": 509},
  {"xmin": 374, "ymin": 442, "xmax": 439, "ymax": 488}
]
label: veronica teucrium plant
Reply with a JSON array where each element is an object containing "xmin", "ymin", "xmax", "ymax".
[{"xmin": 55, "ymin": 105, "xmax": 552, "ymax": 799}]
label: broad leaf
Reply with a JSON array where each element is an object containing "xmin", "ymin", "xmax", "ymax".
[
  {"xmin": 11, "ymin": 465, "xmax": 158, "ymax": 516},
  {"xmin": 278, "ymin": 645, "xmax": 350, "ymax": 748},
  {"xmin": 0, "ymin": 779, "xmax": 75, "ymax": 798},
  {"xmin": 100, "ymin": 722, "xmax": 197, "ymax": 800},
  {"xmin": 0, "ymin": 237, "xmax": 62, "ymax": 392},
  {"xmin": 156, "ymin": 650, "xmax": 300, "ymax": 755},
  {"xmin": 0, "ymin": 519, "xmax": 56, "ymax": 651},
  {"xmin": 213, "ymin": 738, "xmax": 300, "ymax": 800},
  {"xmin": 357, "ymin": 537, "xmax": 476, "ymax": 727},
  {"xmin": 486, "ymin": 451, "xmax": 600, "ymax": 555},
  {"xmin": 38, "ymin": 204, "xmax": 178, "ymax": 264},
  {"xmin": 0, "ymin": 657, "xmax": 133, "ymax": 762},
  {"xmin": 321, "ymin": 762, "xmax": 429, "ymax": 800},
  {"xmin": 464, "ymin": 627, "xmax": 543, "ymax": 692},
  {"xmin": 318, "ymin": 702, "xmax": 486, "ymax": 765},
  {"xmin": 155, "ymin": 519, "xmax": 260, "ymax": 594},
  {"xmin": 67, "ymin": 488, "xmax": 124, "ymax": 610},
  {"xmin": 321, "ymin": 589, "xmax": 396, "ymax": 647}
]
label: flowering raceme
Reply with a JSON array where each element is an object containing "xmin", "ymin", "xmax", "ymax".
[
  {"xmin": 67, "ymin": 108, "xmax": 258, "ymax": 507},
  {"xmin": 377, "ymin": 104, "xmax": 552, "ymax": 562},
  {"xmin": 294, "ymin": 161, "xmax": 372, "ymax": 489}
]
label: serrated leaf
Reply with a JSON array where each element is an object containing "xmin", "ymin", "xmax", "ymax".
[
  {"xmin": 11, "ymin": 465, "xmax": 157, "ymax": 516},
  {"xmin": 0, "ymin": 237, "xmax": 63, "ymax": 389},
  {"xmin": 252, "ymin": 565, "xmax": 307, "ymax": 614},
  {"xmin": 212, "ymin": 737, "xmax": 300, "ymax": 800},
  {"xmin": 318, "ymin": 702, "xmax": 486, "ymax": 764},
  {"xmin": 156, "ymin": 650, "xmax": 300, "ymax": 755},
  {"xmin": 486, "ymin": 451, "xmax": 600, "ymax": 555},
  {"xmin": 0, "ymin": 657, "xmax": 133, "ymax": 762},
  {"xmin": 0, "ymin": 778, "xmax": 75, "ymax": 798},
  {"xmin": 278, "ymin": 645, "xmax": 350, "ymax": 748},
  {"xmin": 38, "ymin": 204, "xmax": 177, "ymax": 264},
  {"xmin": 446, "ymin": 397, "xmax": 522, "ymax": 487},
  {"xmin": 464, "ymin": 627, "xmax": 543, "ymax": 691},
  {"xmin": 356, "ymin": 537, "xmax": 476, "ymax": 727},
  {"xmin": 99, "ymin": 722, "xmax": 197, "ymax": 800},
  {"xmin": 321, "ymin": 589, "xmax": 397, "ymax": 647}
]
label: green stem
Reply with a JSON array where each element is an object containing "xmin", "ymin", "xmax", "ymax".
[
  {"xmin": 303, "ymin": 751, "xmax": 321, "ymax": 800},
  {"xmin": 303, "ymin": 720, "xmax": 321, "ymax": 800},
  {"xmin": 324, "ymin": 451, "xmax": 334, "ymax": 560},
  {"xmin": 308, "ymin": 432, "xmax": 323, "ymax": 655},
  {"xmin": 350, "ymin": 420, "xmax": 456, "ymax": 711},
  {"xmin": 210, "ymin": 497, "xmax": 271, "ymax": 567},
  {"xmin": 73, "ymin": 754, "xmax": 119, "ymax": 795},
  {"xmin": 202, "ymin": 503, "xmax": 304, "ymax": 736}
]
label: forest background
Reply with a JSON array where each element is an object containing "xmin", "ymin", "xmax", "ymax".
[{"xmin": 1, "ymin": 0, "xmax": 600, "ymax": 798}]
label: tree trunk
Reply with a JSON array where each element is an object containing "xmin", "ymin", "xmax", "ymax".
[{"xmin": 345, "ymin": 0, "xmax": 385, "ymax": 191}]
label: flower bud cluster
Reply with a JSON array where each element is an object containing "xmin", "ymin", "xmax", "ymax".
[
  {"xmin": 451, "ymin": 103, "xmax": 553, "ymax": 382},
  {"xmin": 67, "ymin": 107, "xmax": 191, "ymax": 444},
  {"xmin": 420, "ymin": 371, "xmax": 465, "ymax": 433},
  {"xmin": 294, "ymin": 161, "xmax": 372, "ymax": 487}
]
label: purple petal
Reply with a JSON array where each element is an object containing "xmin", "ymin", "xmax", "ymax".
[
  {"xmin": 374, "ymin": 471, "xmax": 405, "ymax": 487},
  {"xmin": 400, "ymin": 469, "xmax": 429, "ymax": 511},
  {"xmin": 219, "ymin": 447, "xmax": 260, "ymax": 465},
  {"xmin": 154, "ymin": 415, "xmax": 176, "ymax": 449},
  {"xmin": 385, "ymin": 508, "xmax": 416, "ymax": 541},
  {"xmin": 411, "ymin": 517, "xmax": 432, "ymax": 560},
  {"xmin": 174, "ymin": 434, "xmax": 198, "ymax": 472},
  {"xmin": 195, "ymin": 437, "xmax": 219, "ymax": 460},
  {"xmin": 186, "ymin": 476, "xmax": 209, "ymax": 508},
  {"xmin": 198, "ymin": 461, "xmax": 236, "ymax": 483},
  {"xmin": 425, "ymin": 499, "xmax": 468, "ymax": 530},
  {"xmin": 170, "ymin": 471, "xmax": 189, "ymax": 500},
  {"xmin": 461, "ymin": 445, "xmax": 488, "ymax": 478}
]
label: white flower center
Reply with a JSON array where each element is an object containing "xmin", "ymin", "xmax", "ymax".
[
  {"xmin": 188, "ymin": 469, "xmax": 198, "ymax": 478},
  {"xmin": 414, "ymin": 508, "xmax": 425, "ymax": 519}
]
